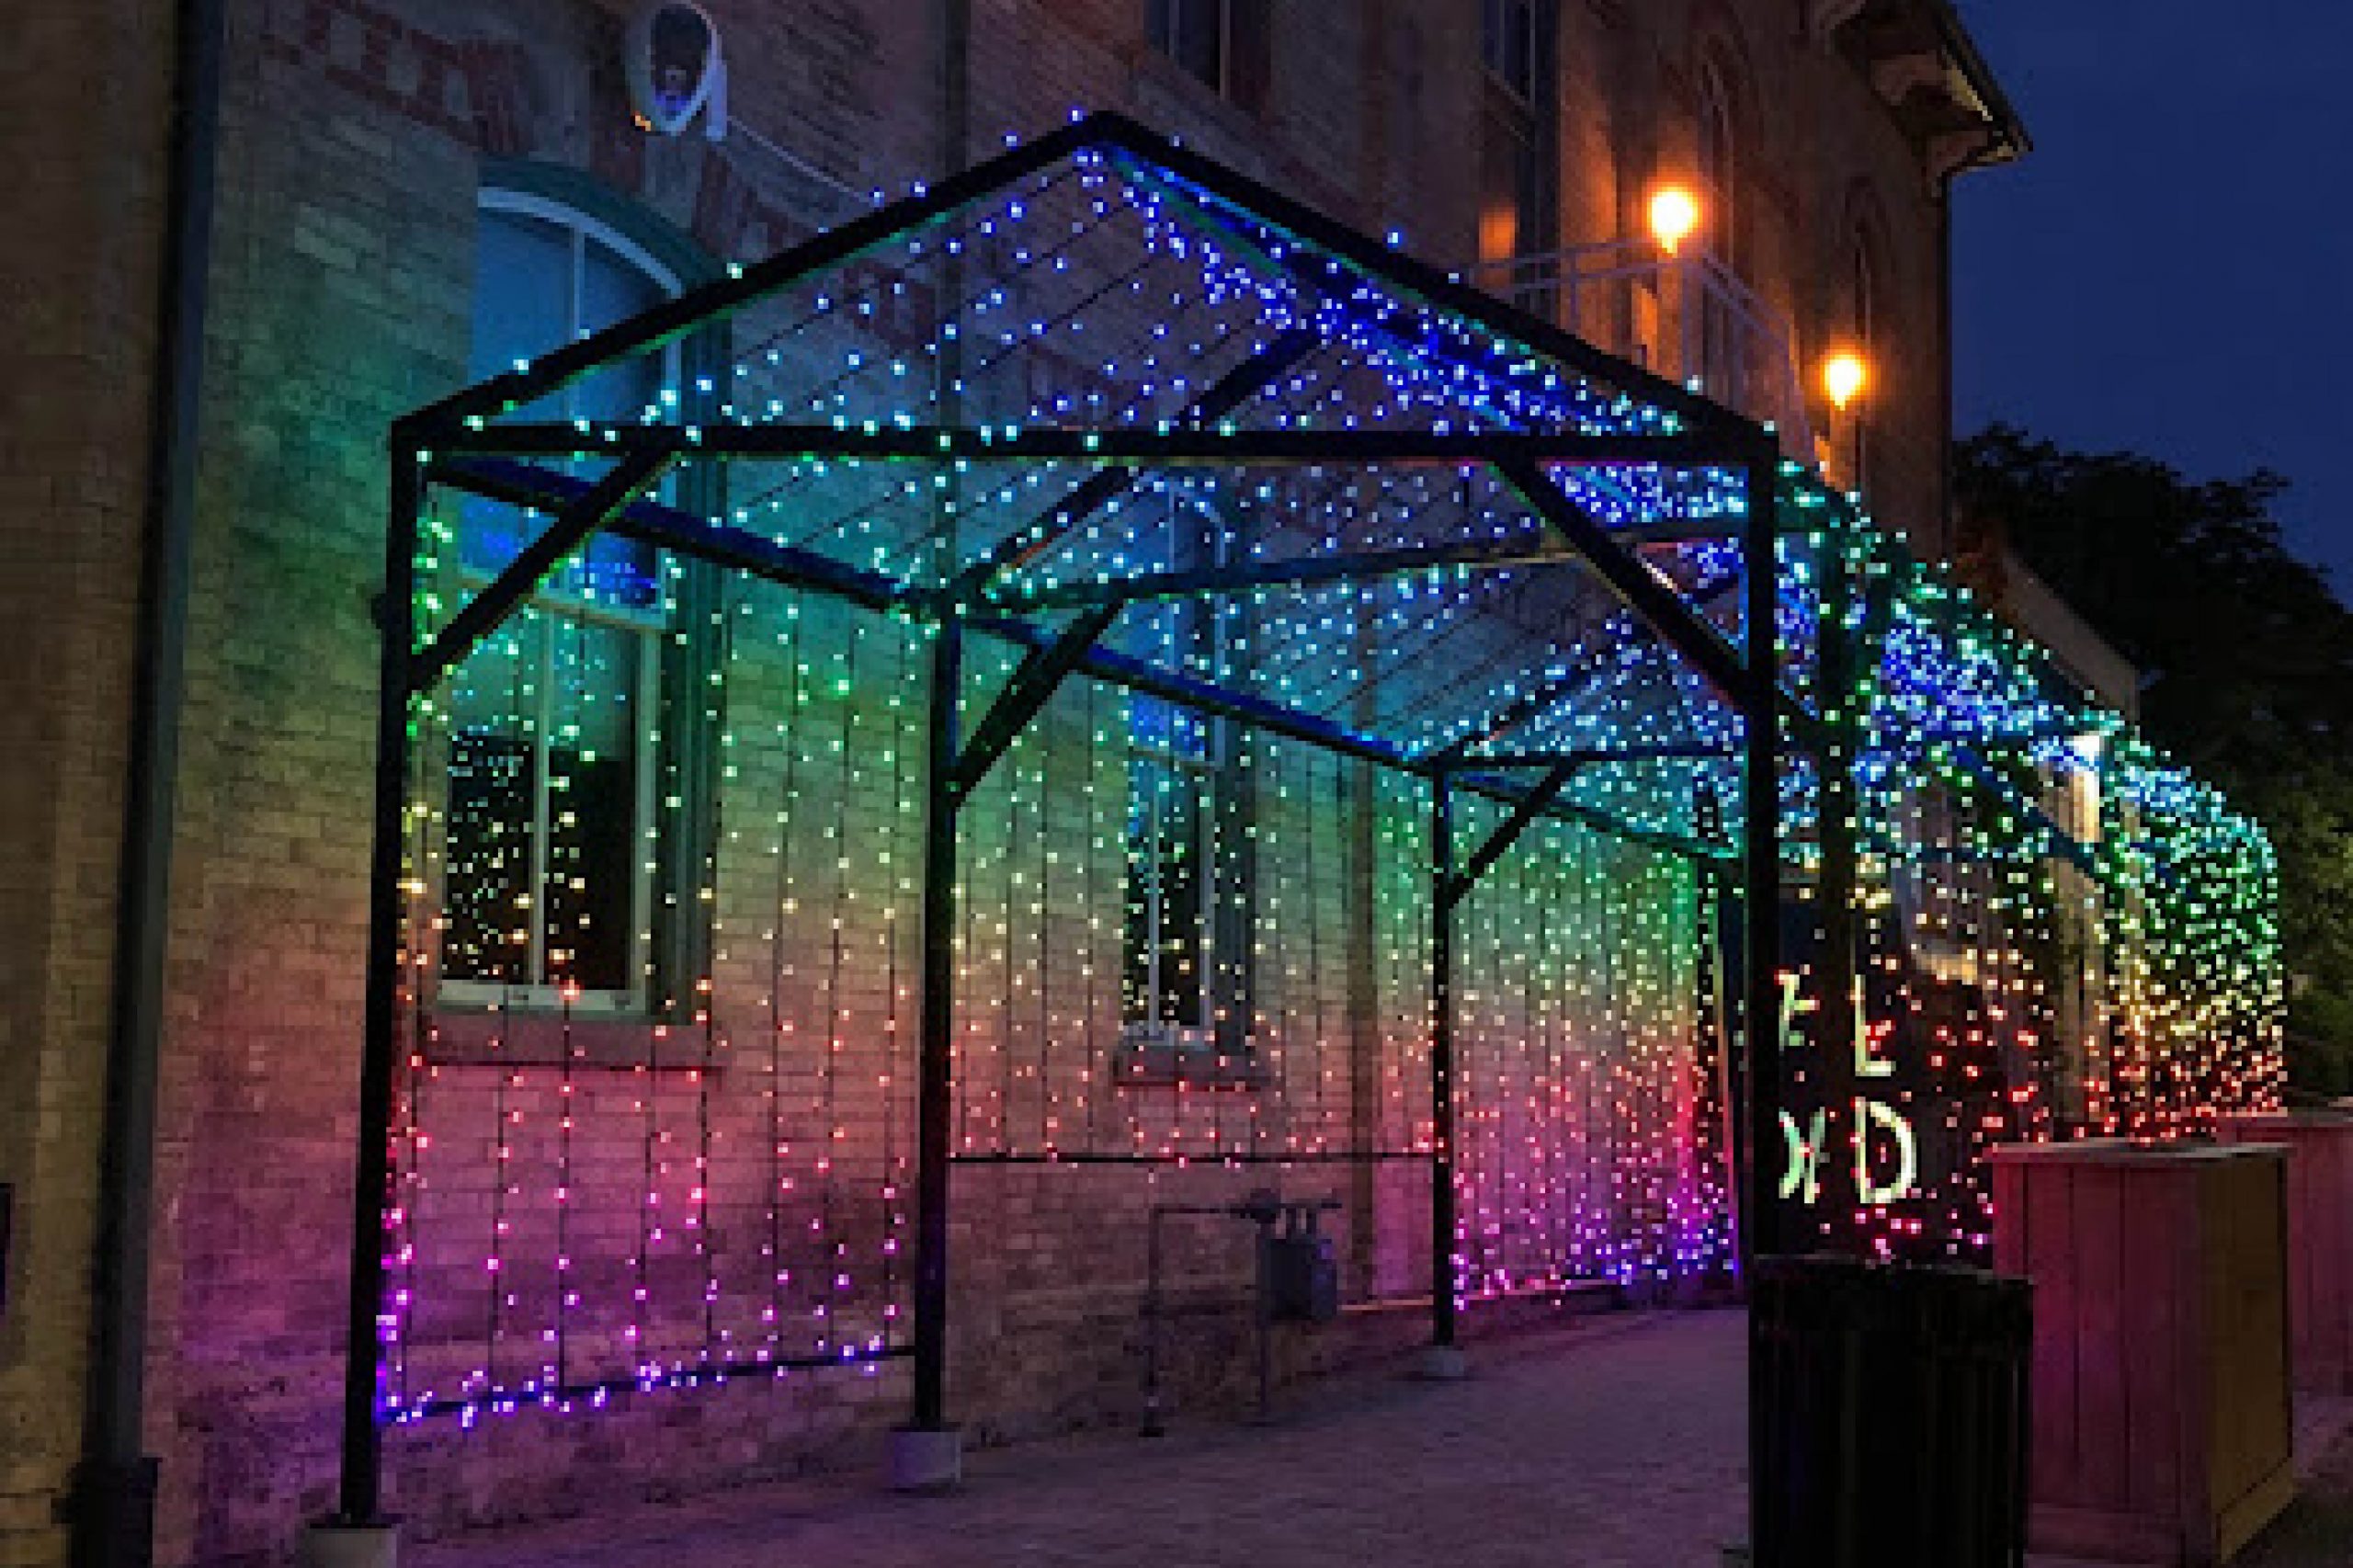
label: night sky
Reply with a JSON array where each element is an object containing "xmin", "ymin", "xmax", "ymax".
[{"xmin": 1952, "ymin": 3, "xmax": 2353, "ymax": 586}]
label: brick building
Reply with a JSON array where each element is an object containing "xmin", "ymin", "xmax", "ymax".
[{"xmin": 6, "ymin": 4, "xmax": 2186, "ymax": 1567}]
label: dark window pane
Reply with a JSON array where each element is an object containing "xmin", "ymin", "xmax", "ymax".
[
  {"xmin": 443, "ymin": 625, "xmax": 538, "ymax": 985},
  {"xmin": 444, "ymin": 733, "xmax": 535, "ymax": 984},
  {"xmin": 1151, "ymin": 0, "xmax": 1224, "ymax": 90},
  {"xmin": 1123, "ymin": 727, "xmax": 1210, "ymax": 1030},
  {"xmin": 1154, "ymin": 776, "xmax": 1204, "ymax": 1026},
  {"xmin": 574, "ymin": 238, "xmax": 666, "ymax": 427},
  {"xmin": 1477, "ymin": 3, "xmax": 1546, "ymax": 273},
  {"xmin": 1479, "ymin": 100, "xmax": 1537, "ymax": 262},
  {"xmin": 542, "ymin": 618, "xmax": 642, "ymax": 994},
  {"xmin": 453, "ymin": 492, "xmax": 662, "ymax": 613},
  {"xmin": 470, "ymin": 210, "xmax": 571, "ymax": 421},
  {"xmin": 582, "ymin": 236, "xmax": 665, "ymax": 340},
  {"xmin": 1483, "ymin": 0, "xmax": 1535, "ymax": 99},
  {"xmin": 454, "ymin": 201, "xmax": 674, "ymax": 1006}
]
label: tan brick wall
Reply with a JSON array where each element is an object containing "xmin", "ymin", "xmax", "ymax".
[{"xmin": 4, "ymin": 2, "xmax": 1980, "ymax": 1562}]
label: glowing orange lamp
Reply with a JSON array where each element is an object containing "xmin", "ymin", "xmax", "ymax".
[
  {"xmin": 1648, "ymin": 185, "xmax": 1701, "ymax": 256},
  {"xmin": 1823, "ymin": 350, "xmax": 1870, "ymax": 413}
]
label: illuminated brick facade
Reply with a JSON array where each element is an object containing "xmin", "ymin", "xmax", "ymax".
[{"xmin": 1, "ymin": 4, "xmax": 2037, "ymax": 1564}]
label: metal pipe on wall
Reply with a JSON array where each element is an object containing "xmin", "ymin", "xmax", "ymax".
[{"xmin": 78, "ymin": 1, "xmax": 226, "ymax": 1562}]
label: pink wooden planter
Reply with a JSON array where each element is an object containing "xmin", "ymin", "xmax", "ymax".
[
  {"xmin": 2218, "ymin": 1111, "xmax": 2353, "ymax": 1394},
  {"xmin": 1989, "ymin": 1141, "xmax": 2293, "ymax": 1565}
]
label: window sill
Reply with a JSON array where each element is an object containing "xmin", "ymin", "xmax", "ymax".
[
  {"xmin": 1113, "ymin": 1035, "xmax": 1267, "ymax": 1091},
  {"xmin": 423, "ymin": 1007, "xmax": 711, "ymax": 1072}
]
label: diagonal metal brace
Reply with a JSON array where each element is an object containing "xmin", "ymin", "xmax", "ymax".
[
  {"xmin": 409, "ymin": 444, "xmax": 676, "ymax": 695},
  {"xmin": 1499, "ymin": 460, "xmax": 1824, "ymax": 744},
  {"xmin": 945, "ymin": 328, "xmax": 1321, "ymax": 601},
  {"xmin": 1438, "ymin": 761, "xmax": 1585, "ymax": 908},
  {"xmin": 1423, "ymin": 574, "xmax": 1745, "ymax": 767},
  {"xmin": 1949, "ymin": 744, "xmax": 2104, "ymax": 881},
  {"xmin": 949, "ymin": 602, "xmax": 1125, "ymax": 799},
  {"xmin": 1494, "ymin": 456, "xmax": 1757, "ymax": 713}
]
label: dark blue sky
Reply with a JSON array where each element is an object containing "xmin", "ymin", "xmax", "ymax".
[{"xmin": 1952, "ymin": 3, "xmax": 2353, "ymax": 585}]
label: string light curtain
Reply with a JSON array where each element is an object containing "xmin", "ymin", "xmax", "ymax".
[{"xmin": 371, "ymin": 114, "xmax": 2278, "ymax": 1435}]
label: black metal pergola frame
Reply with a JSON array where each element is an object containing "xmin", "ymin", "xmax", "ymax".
[{"xmin": 338, "ymin": 112, "xmax": 1819, "ymax": 1532}]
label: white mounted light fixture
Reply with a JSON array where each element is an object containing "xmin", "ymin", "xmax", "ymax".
[{"xmin": 626, "ymin": 2, "xmax": 728, "ymax": 141}]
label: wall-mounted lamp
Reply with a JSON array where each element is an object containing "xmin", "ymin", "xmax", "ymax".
[
  {"xmin": 1649, "ymin": 185, "xmax": 1702, "ymax": 256},
  {"xmin": 1823, "ymin": 349, "xmax": 1870, "ymax": 413}
]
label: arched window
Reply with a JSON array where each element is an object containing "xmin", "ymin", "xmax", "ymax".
[
  {"xmin": 438, "ymin": 191, "xmax": 691, "ymax": 1014},
  {"xmin": 1849, "ymin": 227, "xmax": 1875, "ymax": 353},
  {"xmin": 1844, "ymin": 216, "xmax": 1881, "ymax": 492},
  {"xmin": 1696, "ymin": 59, "xmax": 1738, "ymax": 269},
  {"xmin": 1120, "ymin": 492, "xmax": 1257, "ymax": 1074},
  {"xmin": 1478, "ymin": 0, "xmax": 1556, "ymax": 299},
  {"xmin": 1694, "ymin": 54, "xmax": 1745, "ymax": 406}
]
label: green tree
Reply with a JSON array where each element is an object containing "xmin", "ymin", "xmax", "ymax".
[{"xmin": 1955, "ymin": 426, "xmax": 2353, "ymax": 1093}]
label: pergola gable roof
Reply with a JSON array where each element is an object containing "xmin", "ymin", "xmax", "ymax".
[
  {"xmin": 403, "ymin": 108, "xmax": 2265, "ymax": 890},
  {"xmin": 414, "ymin": 111, "xmax": 1792, "ymax": 856}
]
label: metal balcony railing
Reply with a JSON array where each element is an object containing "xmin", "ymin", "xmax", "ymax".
[{"xmin": 1470, "ymin": 240, "xmax": 1814, "ymax": 460}]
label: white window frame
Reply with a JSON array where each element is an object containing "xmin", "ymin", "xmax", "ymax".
[
  {"xmin": 438, "ymin": 190, "xmax": 682, "ymax": 1017},
  {"xmin": 1695, "ymin": 58, "xmax": 1746, "ymax": 404},
  {"xmin": 1124, "ymin": 713, "xmax": 1222, "ymax": 1046},
  {"xmin": 1120, "ymin": 494, "xmax": 1240, "ymax": 1049}
]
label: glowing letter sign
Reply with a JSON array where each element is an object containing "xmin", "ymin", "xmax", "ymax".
[{"xmin": 1776, "ymin": 971, "xmax": 1918, "ymax": 1207}]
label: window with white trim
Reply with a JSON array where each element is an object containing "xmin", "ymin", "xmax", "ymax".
[
  {"xmin": 1477, "ymin": 0, "xmax": 1555, "ymax": 303},
  {"xmin": 1120, "ymin": 501, "xmax": 1256, "ymax": 1062},
  {"xmin": 1847, "ymin": 222, "xmax": 1877, "ymax": 492},
  {"xmin": 438, "ymin": 194, "xmax": 682, "ymax": 1013},
  {"xmin": 1695, "ymin": 57, "xmax": 1747, "ymax": 407},
  {"xmin": 1124, "ymin": 698, "xmax": 1219, "ymax": 1039},
  {"xmin": 1146, "ymin": 0, "xmax": 1271, "ymax": 108}
]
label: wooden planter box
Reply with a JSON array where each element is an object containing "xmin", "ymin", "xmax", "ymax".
[
  {"xmin": 2218, "ymin": 1111, "xmax": 2353, "ymax": 1394},
  {"xmin": 1989, "ymin": 1141, "xmax": 2293, "ymax": 1565}
]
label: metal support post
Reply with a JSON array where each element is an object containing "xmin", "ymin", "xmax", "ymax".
[
  {"xmin": 1744, "ymin": 460, "xmax": 1787, "ymax": 1567},
  {"xmin": 1740, "ymin": 466, "xmax": 1785, "ymax": 1265},
  {"xmin": 1815, "ymin": 528, "xmax": 1861, "ymax": 1244},
  {"xmin": 1428, "ymin": 770, "xmax": 1460, "ymax": 1358},
  {"xmin": 911, "ymin": 615, "xmax": 962, "ymax": 1435},
  {"xmin": 333, "ymin": 445, "xmax": 420, "ymax": 1529}
]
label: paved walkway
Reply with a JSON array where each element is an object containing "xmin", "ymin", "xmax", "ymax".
[
  {"xmin": 414, "ymin": 1312, "xmax": 1748, "ymax": 1568},
  {"xmin": 413, "ymin": 1309, "xmax": 2353, "ymax": 1568}
]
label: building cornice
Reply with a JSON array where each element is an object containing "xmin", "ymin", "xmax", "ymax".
[{"xmin": 1818, "ymin": 0, "xmax": 2030, "ymax": 183}]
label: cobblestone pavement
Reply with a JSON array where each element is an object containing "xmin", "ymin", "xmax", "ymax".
[{"xmin": 412, "ymin": 1308, "xmax": 2353, "ymax": 1568}]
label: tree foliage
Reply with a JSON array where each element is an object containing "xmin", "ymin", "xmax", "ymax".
[{"xmin": 1955, "ymin": 426, "xmax": 2353, "ymax": 1092}]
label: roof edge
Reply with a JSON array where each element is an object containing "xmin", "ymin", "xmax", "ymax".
[{"xmin": 1924, "ymin": 0, "xmax": 2031, "ymax": 167}]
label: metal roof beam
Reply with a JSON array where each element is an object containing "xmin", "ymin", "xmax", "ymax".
[
  {"xmin": 983, "ymin": 535, "xmax": 1576, "ymax": 611},
  {"xmin": 431, "ymin": 422, "xmax": 1740, "ymax": 468}
]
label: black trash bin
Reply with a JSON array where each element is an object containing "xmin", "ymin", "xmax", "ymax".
[{"xmin": 1750, "ymin": 1256, "xmax": 2032, "ymax": 1568}]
